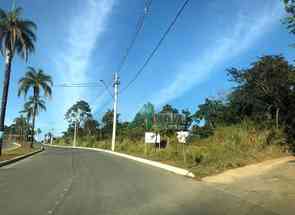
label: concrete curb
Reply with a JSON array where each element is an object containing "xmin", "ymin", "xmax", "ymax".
[
  {"xmin": 46, "ymin": 144, "xmax": 195, "ymax": 178},
  {"xmin": 0, "ymin": 148, "xmax": 44, "ymax": 168}
]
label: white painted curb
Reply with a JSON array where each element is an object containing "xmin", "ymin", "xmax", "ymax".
[{"xmin": 46, "ymin": 144, "xmax": 195, "ymax": 178}]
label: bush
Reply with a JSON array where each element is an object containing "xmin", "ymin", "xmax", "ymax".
[{"xmin": 266, "ymin": 128, "xmax": 287, "ymax": 146}]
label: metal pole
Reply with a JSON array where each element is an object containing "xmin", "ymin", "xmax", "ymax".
[
  {"xmin": 49, "ymin": 128, "xmax": 53, "ymax": 145},
  {"xmin": 111, "ymin": 72, "xmax": 119, "ymax": 151},
  {"xmin": 73, "ymin": 121, "xmax": 77, "ymax": 148}
]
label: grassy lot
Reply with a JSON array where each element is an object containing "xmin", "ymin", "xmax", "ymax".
[
  {"xmin": 0, "ymin": 143, "xmax": 41, "ymax": 162},
  {"xmin": 56, "ymin": 123, "xmax": 290, "ymax": 178}
]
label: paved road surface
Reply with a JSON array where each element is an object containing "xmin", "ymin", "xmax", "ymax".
[{"xmin": 0, "ymin": 147, "xmax": 283, "ymax": 215}]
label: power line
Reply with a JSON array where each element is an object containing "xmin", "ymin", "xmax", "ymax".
[
  {"xmin": 117, "ymin": 0, "xmax": 153, "ymax": 75},
  {"xmin": 94, "ymin": 98, "xmax": 113, "ymax": 118},
  {"xmin": 120, "ymin": 0, "xmax": 191, "ymax": 94},
  {"xmin": 53, "ymin": 82, "xmax": 102, "ymax": 88},
  {"xmin": 100, "ymin": 80, "xmax": 114, "ymax": 99}
]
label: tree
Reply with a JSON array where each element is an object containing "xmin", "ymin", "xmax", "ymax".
[
  {"xmin": 65, "ymin": 100, "xmax": 92, "ymax": 126},
  {"xmin": 65, "ymin": 100, "xmax": 93, "ymax": 142},
  {"xmin": 84, "ymin": 118, "xmax": 100, "ymax": 136},
  {"xmin": 157, "ymin": 104, "xmax": 181, "ymax": 130},
  {"xmin": 20, "ymin": 103, "xmax": 34, "ymax": 124},
  {"xmin": 101, "ymin": 109, "xmax": 119, "ymax": 138},
  {"xmin": 132, "ymin": 102, "xmax": 155, "ymax": 131},
  {"xmin": 20, "ymin": 102, "xmax": 34, "ymax": 141},
  {"xmin": 228, "ymin": 55, "xmax": 294, "ymax": 128},
  {"xmin": 194, "ymin": 98, "xmax": 226, "ymax": 129},
  {"xmin": 181, "ymin": 109, "xmax": 193, "ymax": 131},
  {"xmin": 12, "ymin": 115, "xmax": 28, "ymax": 141},
  {"xmin": 18, "ymin": 67, "xmax": 52, "ymax": 146},
  {"xmin": 283, "ymin": 0, "xmax": 295, "ymax": 35},
  {"xmin": 23, "ymin": 97, "xmax": 46, "ymax": 147},
  {"xmin": 0, "ymin": 6, "xmax": 37, "ymax": 155},
  {"xmin": 160, "ymin": 104, "xmax": 179, "ymax": 114}
]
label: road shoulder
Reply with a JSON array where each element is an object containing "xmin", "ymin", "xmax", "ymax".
[
  {"xmin": 0, "ymin": 146, "xmax": 44, "ymax": 167},
  {"xmin": 46, "ymin": 144, "xmax": 195, "ymax": 177},
  {"xmin": 202, "ymin": 156, "xmax": 295, "ymax": 184}
]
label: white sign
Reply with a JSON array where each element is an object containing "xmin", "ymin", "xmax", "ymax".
[
  {"xmin": 145, "ymin": 132, "xmax": 160, "ymax": 144},
  {"xmin": 177, "ymin": 131, "xmax": 190, "ymax": 143}
]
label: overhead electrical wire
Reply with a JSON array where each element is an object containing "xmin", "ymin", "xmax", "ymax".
[
  {"xmin": 94, "ymin": 98, "xmax": 113, "ymax": 118},
  {"xmin": 93, "ymin": 0, "xmax": 153, "ymax": 111},
  {"xmin": 53, "ymin": 82, "xmax": 102, "ymax": 88},
  {"xmin": 117, "ymin": 0, "xmax": 153, "ymax": 75},
  {"xmin": 120, "ymin": 0, "xmax": 191, "ymax": 94}
]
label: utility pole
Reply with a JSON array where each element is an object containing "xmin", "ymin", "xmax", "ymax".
[
  {"xmin": 50, "ymin": 128, "xmax": 54, "ymax": 145},
  {"xmin": 111, "ymin": 72, "xmax": 120, "ymax": 152},
  {"xmin": 73, "ymin": 121, "xmax": 77, "ymax": 148}
]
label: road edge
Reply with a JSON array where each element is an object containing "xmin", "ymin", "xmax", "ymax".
[
  {"xmin": 46, "ymin": 144, "xmax": 195, "ymax": 178},
  {"xmin": 0, "ymin": 148, "xmax": 44, "ymax": 168}
]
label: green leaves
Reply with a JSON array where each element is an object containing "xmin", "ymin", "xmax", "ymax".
[
  {"xmin": 18, "ymin": 67, "xmax": 53, "ymax": 98},
  {"xmin": 65, "ymin": 100, "xmax": 93, "ymax": 125},
  {"xmin": 24, "ymin": 96, "xmax": 46, "ymax": 115},
  {"xmin": 0, "ymin": 6, "xmax": 36, "ymax": 60}
]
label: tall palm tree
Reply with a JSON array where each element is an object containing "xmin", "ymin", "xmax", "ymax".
[
  {"xmin": 0, "ymin": 6, "xmax": 36, "ymax": 155},
  {"xmin": 22, "ymin": 96, "xmax": 46, "ymax": 147},
  {"xmin": 20, "ymin": 102, "xmax": 34, "ymax": 141},
  {"xmin": 20, "ymin": 103, "xmax": 34, "ymax": 125},
  {"xmin": 18, "ymin": 67, "xmax": 52, "ymax": 147}
]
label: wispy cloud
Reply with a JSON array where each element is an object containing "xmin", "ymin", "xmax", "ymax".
[
  {"xmin": 153, "ymin": 1, "xmax": 283, "ymax": 106},
  {"xmin": 55, "ymin": 0, "xmax": 114, "ymax": 110},
  {"xmin": 47, "ymin": 0, "xmax": 114, "ymax": 132}
]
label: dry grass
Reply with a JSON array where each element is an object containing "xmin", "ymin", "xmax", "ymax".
[
  {"xmin": 0, "ymin": 143, "xmax": 40, "ymax": 162},
  {"xmin": 56, "ymin": 122, "xmax": 290, "ymax": 178}
]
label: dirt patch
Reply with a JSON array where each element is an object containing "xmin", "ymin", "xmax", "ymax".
[{"xmin": 202, "ymin": 156, "xmax": 295, "ymax": 184}]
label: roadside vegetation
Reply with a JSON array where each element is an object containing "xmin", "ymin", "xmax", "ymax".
[
  {"xmin": 54, "ymin": 1, "xmax": 295, "ymax": 177},
  {"xmin": 1, "ymin": 1, "xmax": 295, "ymax": 178},
  {"xmin": 0, "ymin": 4, "xmax": 52, "ymax": 156},
  {"xmin": 56, "ymin": 120, "xmax": 288, "ymax": 178},
  {"xmin": 0, "ymin": 143, "xmax": 40, "ymax": 162}
]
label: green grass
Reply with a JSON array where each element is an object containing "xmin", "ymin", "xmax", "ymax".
[{"xmin": 56, "ymin": 123, "xmax": 290, "ymax": 178}]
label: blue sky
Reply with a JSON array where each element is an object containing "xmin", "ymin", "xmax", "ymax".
[{"xmin": 0, "ymin": 0, "xmax": 294, "ymax": 135}]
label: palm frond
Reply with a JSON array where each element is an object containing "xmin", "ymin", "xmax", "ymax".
[
  {"xmin": 0, "ymin": 8, "xmax": 8, "ymax": 20},
  {"xmin": 18, "ymin": 67, "xmax": 53, "ymax": 99},
  {"xmin": 13, "ymin": 7, "xmax": 23, "ymax": 17},
  {"xmin": 0, "ymin": 7, "xmax": 36, "ymax": 59}
]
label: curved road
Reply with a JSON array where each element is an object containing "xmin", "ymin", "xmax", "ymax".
[{"xmin": 0, "ymin": 147, "xmax": 278, "ymax": 215}]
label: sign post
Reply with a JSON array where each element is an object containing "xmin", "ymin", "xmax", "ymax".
[{"xmin": 177, "ymin": 131, "xmax": 190, "ymax": 164}]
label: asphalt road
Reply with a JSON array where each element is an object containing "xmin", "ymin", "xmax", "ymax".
[{"xmin": 0, "ymin": 147, "xmax": 280, "ymax": 215}]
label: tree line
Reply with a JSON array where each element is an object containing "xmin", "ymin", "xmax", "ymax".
[
  {"xmin": 59, "ymin": 1, "xmax": 295, "ymax": 151},
  {"xmin": 3, "ymin": 1, "xmax": 295, "ymax": 154},
  {"xmin": 60, "ymin": 54, "xmax": 295, "ymax": 151},
  {"xmin": 0, "ymin": 5, "xmax": 52, "ymax": 154}
]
